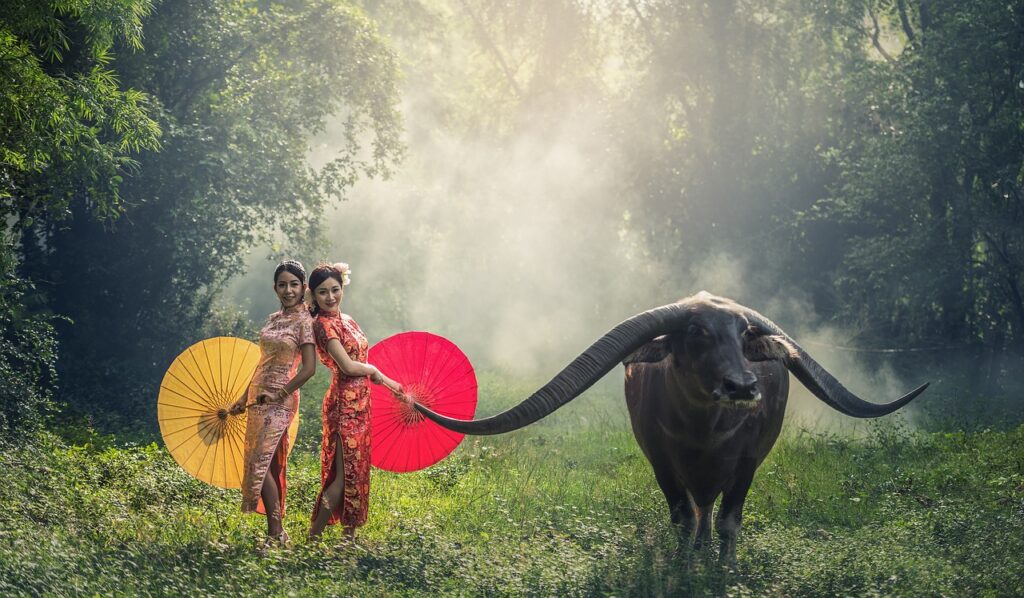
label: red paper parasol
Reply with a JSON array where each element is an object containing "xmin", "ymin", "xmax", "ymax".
[{"xmin": 368, "ymin": 331, "xmax": 477, "ymax": 472}]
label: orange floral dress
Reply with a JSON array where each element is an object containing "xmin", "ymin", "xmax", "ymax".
[
  {"xmin": 312, "ymin": 311, "xmax": 372, "ymax": 527},
  {"xmin": 240, "ymin": 303, "xmax": 314, "ymax": 517}
]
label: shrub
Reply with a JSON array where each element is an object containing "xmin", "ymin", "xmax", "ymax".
[{"xmin": 0, "ymin": 246, "xmax": 59, "ymax": 438}]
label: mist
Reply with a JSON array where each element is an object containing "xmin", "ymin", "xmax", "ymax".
[
  {"xmin": 225, "ymin": 132, "xmax": 916, "ymax": 432},
  {"xmin": 223, "ymin": 1, "xmax": 924, "ymax": 432}
]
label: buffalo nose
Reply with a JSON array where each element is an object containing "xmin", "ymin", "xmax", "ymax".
[{"xmin": 722, "ymin": 371, "xmax": 758, "ymax": 399}]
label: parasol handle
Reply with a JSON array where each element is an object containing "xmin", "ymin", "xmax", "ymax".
[
  {"xmin": 392, "ymin": 384, "xmax": 415, "ymax": 405},
  {"xmin": 217, "ymin": 404, "xmax": 247, "ymax": 419}
]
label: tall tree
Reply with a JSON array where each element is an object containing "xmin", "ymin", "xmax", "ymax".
[
  {"xmin": 21, "ymin": 0, "xmax": 403, "ymax": 428},
  {"xmin": 808, "ymin": 0, "xmax": 1024, "ymax": 354},
  {"xmin": 1, "ymin": 0, "xmax": 161, "ymax": 225},
  {"xmin": 0, "ymin": 0, "xmax": 161, "ymax": 435},
  {"xmin": 615, "ymin": 0, "xmax": 841, "ymax": 283}
]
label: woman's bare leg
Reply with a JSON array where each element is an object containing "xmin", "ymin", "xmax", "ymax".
[
  {"xmin": 309, "ymin": 434, "xmax": 346, "ymax": 538},
  {"xmin": 262, "ymin": 439, "xmax": 285, "ymax": 539}
]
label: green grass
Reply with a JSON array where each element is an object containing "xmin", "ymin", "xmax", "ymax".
[{"xmin": 1, "ymin": 373, "xmax": 1022, "ymax": 596}]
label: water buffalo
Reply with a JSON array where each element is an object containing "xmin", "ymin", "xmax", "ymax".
[{"xmin": 413, "ymin": 292, "xmax": 928, "ymax": 563}]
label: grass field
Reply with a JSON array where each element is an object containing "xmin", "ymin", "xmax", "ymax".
[{"xmin": 1, "ymin": 371, "xmax": 1022, "ymax": 596}]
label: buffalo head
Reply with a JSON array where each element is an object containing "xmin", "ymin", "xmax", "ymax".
[{"xmin": 623, "ymin": 292, "xmax": 802, "ymax": 410}]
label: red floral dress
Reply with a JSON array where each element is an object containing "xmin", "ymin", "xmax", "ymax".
[{"xmin": 312, "ymin": 311, "xmax": 372, "ymax": 527}]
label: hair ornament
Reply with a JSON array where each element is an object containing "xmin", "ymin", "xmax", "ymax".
[
  {"xmin": 274, "ymin": 259, "xmax": 307, "ymax": 284},
  {"xmin": 282, "ymin": 259, "xmax": 305, "ymax": 274},
  {"xmin": 333, "ymin": 262, "xmax": 352, "ymax": 286}
]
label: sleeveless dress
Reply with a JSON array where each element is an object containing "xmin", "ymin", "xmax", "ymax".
[
  {"xmin": 240, "ymin": 303, "xmax": 314, "ymax": 517},
  {"xmin": 311, "ymin": 311, "xmax": 372, "ymax": 527}
]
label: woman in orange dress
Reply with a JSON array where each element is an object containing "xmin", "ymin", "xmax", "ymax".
[
  {"xmin": 225, "ymin": 260, "xmax": 316, "ymax": 545},
  {"xmin": 306, "ymin": 262, "xmax": 406, "ymax": 540}
]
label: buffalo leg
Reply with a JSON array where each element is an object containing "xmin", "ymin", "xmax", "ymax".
[
  {"xmin": 652, "ymin": 466, "xmax": 697, "ymax": 553},
  {"xmin": 691, "ymin": 500, "xmax": 713, "ymax": 552},
  {"xmin": 670, "ymin": 494, "xmax": 697, "ymax": 551},
  {"xmin": 716, "ymin": 464, "xmax": 756, "ymax": 565}
]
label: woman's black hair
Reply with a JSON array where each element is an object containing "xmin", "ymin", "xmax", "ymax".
[
  {"xmin": 307, "ymin": 264, "xmax": 345, "ymax": 317},
  {"xmin": 273, "ymin": 259, "xmax": 306, "ymax": 285}
]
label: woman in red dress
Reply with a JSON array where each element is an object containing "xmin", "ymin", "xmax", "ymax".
[{"xmin": 307, "ymin": 262, "xmax": 406, "ymax": 539}]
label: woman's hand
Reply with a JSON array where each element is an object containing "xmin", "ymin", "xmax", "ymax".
[
  {"xmin": 227, "ymin": 401, "xmax": 247, "ymax": 416},
  {"xmin": 387, "ymin": 382, "xmax": 413, "ymax": 405},
  {"xmin": 366, "ymin": 365, "xmax": 411, "ymax": 403}
]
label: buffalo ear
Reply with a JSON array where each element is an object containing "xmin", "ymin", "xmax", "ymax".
[
  {"xmin": 623, "ymin": 335, "xmax": 672, "ymax": 365},
  {"xmin": 744, "ymin": 334, "xmax": 798, "ymax": 362}
]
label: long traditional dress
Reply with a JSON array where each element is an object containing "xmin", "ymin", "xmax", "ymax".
[
  {"xmin": 240, "ymin": 303, "xmax": 314, "ymax": 517},
  {"xmin": 311, "ymin": 311, "xmax": 372, "ymax": 527}
]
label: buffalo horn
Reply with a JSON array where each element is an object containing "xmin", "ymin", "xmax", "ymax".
[
  {"xmin": 740, "ymin": 307, "xmax": 929, "ymax": 418},
  {"xmin": 413, "ymin": 302, "xmax": 692, "ymax": 435}
]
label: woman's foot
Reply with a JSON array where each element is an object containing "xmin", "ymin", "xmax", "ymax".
[{"xmin": 257, "ymin": 530, "xmax": 291, "ymax": 554}]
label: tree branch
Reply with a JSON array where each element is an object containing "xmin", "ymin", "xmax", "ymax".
[
  {"xmin": 628, "ymin": 0, "xmax": 658, "ymax": 49},
  {"xmin": 896, "ymin": 0, "xmax": 916, "ymax": 42},
  {"xmin": 458, "ymin": 0, "xmax": 523, "ymax": 98},
  {"xmin": 169, "ymin": 44, "xmax": 255, "ymax": 115},
  {"xmin": 626, "ymin": 1, "xmax": 697, "ymax": 128},
  {"xmin": 984, "ymin": 231, "xmax": 1024, "ymax": 335},
  {"xmin": 866, "ymin": 5, "xmax": 896, "ymax": 64}
]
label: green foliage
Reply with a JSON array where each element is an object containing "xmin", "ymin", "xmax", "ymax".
[
  {"xmin": 805, "ymin": 0, "xmax": 1024, "ymax": 351},
  {"xmin": 365, "ymin": 0, "xmax": 611, "ymax": 136},
  {"xmin": 0, "ymin": 0, "xmax": 161, "ymax": 223},
  {"xmin": 612, "ymin": 0, "xmax": 841, "ymax": 265},
  {"xmin": 0, "ymin": 0, "xmax": 163, "ymax": 440},
  {"xmin": 0, "ymin": 248, "xmax": 60, "ymax": 438},
  {"xmin": 200, "ymin": 300, "xmax": 260, "ymax": 341},
  {"xmin": 19, "ymin": 0, "xmax": 404, "ymax": 430}
]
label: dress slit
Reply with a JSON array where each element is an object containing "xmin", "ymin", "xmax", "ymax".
[
  {"xmin": 241, "ymin": 404, "xmax": 294, "ymax": 517},
  {"xmin": 255, "ymin": 430, "xmax": 290, "ymax": 516},
  {"xmin": 312, "ymin": 432, "xmax": 345, "ymax": 525}
]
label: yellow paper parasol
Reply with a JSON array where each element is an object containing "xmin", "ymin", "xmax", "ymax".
[{"xmin": 158, "ymin": 337, "xmax": 299, "ymax": 488}]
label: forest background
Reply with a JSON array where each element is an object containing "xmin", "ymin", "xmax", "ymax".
[
  {"xmin": 1, "ymin": 0, "xmax": 1023, "ymax": 594},
  {"xmin": 4, "ymin": 0, "xmax": 1024, "ymax": 437}
]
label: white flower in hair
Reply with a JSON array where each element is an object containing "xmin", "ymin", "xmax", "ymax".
[{"xmin": 333, "ymin": 262, "xmax": 352, "ymax": 286}]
